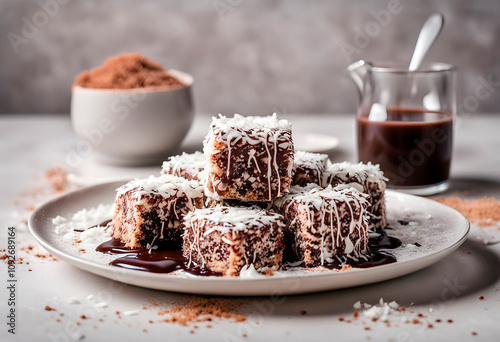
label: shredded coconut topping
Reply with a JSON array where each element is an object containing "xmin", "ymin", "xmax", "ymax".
[
  {"xmin": 209, "ymin": 113, "xmax": 292, "ymax": 131},
  {"xmin": 185, "ymin": 207, "xmax": 284, "ymax": 234},
  {"xmin": 161, "ymin": 152, "xmax": 206, "ymax": 179},
  {"xmin": 294, "ymin": 150, "xmax": 329, "ymax": 165},
  {"xmin": 52, "ymin": 203, "xmax": 113, "ymax": 239},
  {"xmin": 292, "ymin": 150, "xmax": 329, "ymax": 186},
  {"xmin": 273, "ymin": 183, "xmax": 323, "ymax": 209},
  {"xmin": 116, "ymin": 174, "xmax": 204, "ymax": 205},
  {"xmin": 323, "ymin": 161, "xmax": 387, "ymax": 188}
]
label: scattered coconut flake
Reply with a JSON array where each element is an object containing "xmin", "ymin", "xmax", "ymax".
[
  {"xmin": 70, "ymin": 331, "xmax": 84, "ymax": 340},
  {"xmin": 51, "ymin": 204, "xmax": 114, "ymax": 263},
  {"xmin": 95, "ymin": 302, "xmax": 108, "ymax": 308},
  {"xmin": 354, "ymin": 298, "xmax": 401, "ymax": 322},
  {"xmin": 86, "ymin": 294, "xmax": 94, "ymax": 301},
  {"xmin": 123, "ymin": 310, "xmax": 139, "ymax": 316},
  {"xmin": 68, "ymin": 298, "xmax": 81, "ymax": 305},
  {"xmin": 80, "ymin": 225, "xmax": 112, "ymax": 245},
  {"xmin": 239, "ymin": 264, "xmax": 266, "ymax": 279},
  {"xmin": 53, "ymin": 215, "xmax": 67, "ymax": 225},
  {"xmin": 353, "ymin": 301, "xmax": 362, "ymax": 310}
]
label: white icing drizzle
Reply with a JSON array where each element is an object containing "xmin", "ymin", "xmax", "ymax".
[
  {"xmin": 272, "ymin": 135, "xmax": 282, "ymax": 196},
  {"xmin": 322, "ymin": 161, "xmax": 387, "ymax": 189},
  {"xmin": 184, "ymin": 206, "xmax": 285, "ymax": 267},
  {"xmin": 203, "ymin": 113, "xmax": 293, "ymax": 201},
  {"xmin": 160, "ymin": 221, "xmax": 165, "ymax": 240},
  {"xmin": 283, "ymin": 185, "xmax": 370, "ymax": 263},
  {"xmin": 116, "ymin": 174, "xmax": 204, "ymax": 206},
  {"xmin": 161, "ymin": 151, "xmax": 206, "ymax": 179},
  {"xmin": 322, "ymin": 161, "xmax": 387, "ymax": 229},
  {"xmin": 247, "ymin": 149, "xmax": 261, "ymax": 173},
  {"xmin": 263, "ymin": 135, "xmax": 273, "ymax": 200},
  {"xmin": 272, "ymin": 183, "xmax": 322, "ymax": 210}
]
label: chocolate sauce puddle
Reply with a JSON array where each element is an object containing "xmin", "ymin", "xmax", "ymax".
[
  {"xmin": 96, "ymin": 238, "xmax": 220, "ymax": 276},
  {"xmin": 369, "ymin": 229, "xmax": 403, "ymax": 250},
  {"xmin": 93, "ymin": 226, "xmax": 402, "ymax": 275},
  {"xmin": 323, "ymin": 230, "xmax": 402, "ymax": 270}
]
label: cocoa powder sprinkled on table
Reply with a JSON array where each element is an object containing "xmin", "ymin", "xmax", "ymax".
[
  {"xmin": 434, "ymin": 197, "xmax": 500, "ymax": 226},
  {"xmin": 156, "ymin": 296, "xmax": 247, "ymax": 326},
  {"xmin": 13, "ymin": 168, "xmax": 79, "ymax": 227},
  {"xmin": 45, "ymin": 167, "xmax": 68, "ymax": 193}
]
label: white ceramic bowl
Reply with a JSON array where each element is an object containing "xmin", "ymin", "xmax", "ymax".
[{"xmin": 70, "ymin": 69, "xmax": 194, "ymax": 166}]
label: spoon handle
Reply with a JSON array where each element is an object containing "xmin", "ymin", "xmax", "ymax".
[{"xmin": 409, "ymin": 13, "xmax": 444, "ymax": 71}]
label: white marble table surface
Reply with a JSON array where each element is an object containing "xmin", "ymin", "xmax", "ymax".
[{"xmin": 1, "ymin": 113, "xmax": 499, "ymax": 342}]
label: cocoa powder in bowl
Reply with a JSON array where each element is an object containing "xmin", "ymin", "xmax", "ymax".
[
  {"xmin": 70, "ymin": 53, "xmax": 194, "ymax": 165},
  {"xmin": 73, "ymin": 52, "xmax": 185, "ymax": 90}
]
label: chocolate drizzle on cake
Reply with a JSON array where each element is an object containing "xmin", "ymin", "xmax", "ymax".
[{"xmin": 162, "ymin": 151, "xmax": 206, "ymax": 182}]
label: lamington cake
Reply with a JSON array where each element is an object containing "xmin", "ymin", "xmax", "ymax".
[
  {"xmin": 183, "ymin": 206, "xmax": 285, "ymax": 276},
  {"xmin": 113, "ymin": 174, "xmax": 204, "ymax": 248},
  {"xmin": 203, "ymin": 113, "xmax": 294, "ymax": 202},
  {"xmin": 292, "ymin": 150, "xmax": 329, "ymax": 187},
  {"xmin": 323, "ymin": 161, "xmax": 387, "ymax": 230},
  {"xmin": 161, "ymin": 151, "xmax": 206, "ymax": 182},
  {"xmin": 275, "ymin": 184, "xmax": 370, "ymax": 267}
]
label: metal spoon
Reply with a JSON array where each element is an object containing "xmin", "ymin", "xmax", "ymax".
[{"xmin": 409, "ymin": 13, "xmax": 444, "ymax": 71}]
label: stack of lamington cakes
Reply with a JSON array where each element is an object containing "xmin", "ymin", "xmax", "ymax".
[{"xmin": 112, "ymin": 113, "xmax": 387, "ymax": 276}]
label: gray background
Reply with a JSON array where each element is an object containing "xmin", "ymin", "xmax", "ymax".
[{"xmin": 1, "ymin": 0, "xmax": 499, "ymax": 116}]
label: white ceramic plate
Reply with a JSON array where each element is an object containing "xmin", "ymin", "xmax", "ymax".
[{"xmin": 29, "ymin": 181, "xmax": 469, "ymax": 296}]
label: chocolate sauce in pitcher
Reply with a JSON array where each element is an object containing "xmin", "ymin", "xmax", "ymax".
[{"xmin": 358, "ymin": 108, "xmax": 453, "ymax": 187}]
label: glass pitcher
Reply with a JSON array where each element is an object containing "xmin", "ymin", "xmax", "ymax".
[{"xmin": 348, "ymin": 60, "xmax": 457, "ymax": 196}]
